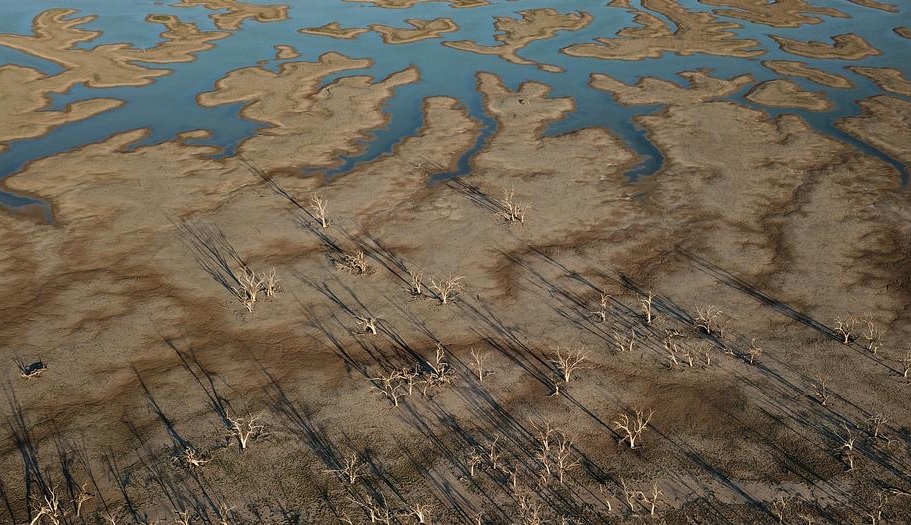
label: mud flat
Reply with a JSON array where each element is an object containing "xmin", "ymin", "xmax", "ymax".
[
  {"xmin": 562, "ymin": 0, "xmax": 762, "ymax": 60},
  {"xmin": 2, "ymin": 4, "xmax": 911, "ymax": 525},
  {"xmin": 744, "ymin": 79, "xmax": 833, "ymax": 111},
  {"xmin": 444, "ymin": 8, "xmax": 592, "ymax": 72},
  {"xmin": 762, "ymin": 59, "xmax": 853, "ymax": 88},
  {"xmin": 370, "ymin": 18, "xmax": 458, "ymax": 44}
]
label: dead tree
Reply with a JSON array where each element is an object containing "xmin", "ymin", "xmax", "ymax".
[
  {"xmin": 638, "ymin": 292, "xmax": 656, "ymax": 325},
  {"xmin": 861, "ymin": 317, "xmax": 883, "ymax": 354},
  {"xmin": 408, "ymin": 268, "xmax": 425, "ymax": 297},
  {"xmin": 430, "ymin": 275, "xmax": 464, "ymax": 304},
  {"xmin": 470, "ymin": 348, "xmax": 491, "ymax": 381},
  {"xmin": 498, "ymin": 188, "xmax": 530, "ymax": 223},
  {"xmin": 173, "ymin": 447, "xmax": 212, "ymax": 469},
  {"xmin": 550, "ymin": 347, "xmax": 589, "ymax": 383},
  {"xmin": 228, "ymin": 414, "xmax": 266, "ymax": 451},
  {"xmin": 261, "ymin": 267, "xmax": 279, "ymax": 297},
  {"xmin": 694, "ymin": 306, "xmax": 727, "ymax": 338},
  {"xmin": 356, "ymin": 316, "xmax": 379, "ymax": 335},
  {"xmin": 747, "ymin": 338, "xmax": 762, "ymax": 365},
  {"xmin": 834, "ymin": 316, "xmax": 858, "ymax": 344},
  {"xmin": 310, "ymin": 194, "xmax": 330, "ymax": 228},
  {"xmin": 612, "ymin": 330, "xmax": 636, "ymax": 353},
  {"xmin": 335, "ymin": 250, "xmax": 372, "ymax": 275},
  {"xmin": 810, "ymin": 376, "xmax": 830, "ymax": 406},
  {"xmin": 327, "ymin": 453, "xmax": 361, "ymax": 485},
  {"xmin": 590, "ymin": 293, "xmax": 609, "ymax": 322},
  {"xmin": 235, "ymin": 267, "xmax": 262, "ymax": 313},
  {"xmin": 614, "ymin": 409, "xmax": 654, "ymax": 449}
]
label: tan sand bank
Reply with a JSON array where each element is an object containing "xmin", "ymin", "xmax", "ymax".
[
  {"xmin": 700, "ymin": 0, "xmax": 848, "ymax": 28},
  {"xmin": 563, "ymin": 0, "xmax": 762, "ymax": 60},
  {"xmin": 896, "ymin": 27, "xmax": 911, "ymax": 39},
  {"xmin": 771, "ymin": 33, "xmax": 881, "ymax": 59},
  {"xmin": 300, "ymin": 22, "xmax": 370, "ymax": 39},
  {"xmin": 763, "ymin": 59, "xmax": 853, "ymax": 88},
  {"xmin": 849, "ymin": 66, "xmax": 911, "ymax": 97},
  {"xmin": 274, "ymin": 44, "xmax": 300, "ymax": 59},
  {"xmin": 445, "ymin": 9, "xmax": 591, "ymax": 72},
  {"xmin": 370, "ymin": 18, "xmax": 458, "ymax": 44},
  {"xmin": 175, "ymin": 0, "xmax": 289, "ymax": 30},
  {"xmin": 745, "ymin": 79, "xmax": 833, "ymax": 111}
]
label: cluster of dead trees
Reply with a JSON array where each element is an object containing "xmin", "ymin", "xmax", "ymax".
[{"xmin": 370, "ymin": 344, "xmax": 457, "ymax": 406}]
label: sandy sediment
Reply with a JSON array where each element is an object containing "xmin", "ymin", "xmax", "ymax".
[
  {"xmin": 849, "ymin": 66, "xmax": 911, "ymax": 97},
  {"xmin": 762, "ymin": 59, "xmax": 853, "ymax": 88},
  {"xmin": 274, "ymin": 44, "xmax": 300, "ymax": 59},
  {"xmin": 299, "ymin": 22, "xmax": 370, "ymax": 39},
  {"xmin": 370, "ymin": 18, "xmax": 458, "ymax": 44},
  {"xmin": 770, "ymin": 33, "xmax": 881, "ymax": 59},
  {"xmin": 0, "ymin": 9, "xmax": 227, "ymax": 151},
  {"xmin": 838, "ymin": 95, "xmax": 911, "ymax": 167},
  {"xmin": 444, "ymin": 9, "xmax": 591, "ymax": 72},
  {"xmin": 700, "ymin": 0, "xmax": 848, "ymax": 28},
  {"xmin": 174, "ymin": 0, "xmax": 289, "ymax": 30},
  {"xmin": 896, "ymin": 27, "xmax": 911, "ymax": 39},
  {"xmin": 744, "ymin": 79, "xmax": 833, "ymax": 111},
  {"xmin": 196, "ymin": 52, "xmax": 419, "ymax": 172},
  {"xmin": 562, "ymin": 0, "xmax": 762, "ymax": 60}
]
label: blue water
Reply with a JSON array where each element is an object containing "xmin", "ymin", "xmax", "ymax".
[{"xmin": 1, "ymin": 0, "xmax": 909, "ymax": 215}]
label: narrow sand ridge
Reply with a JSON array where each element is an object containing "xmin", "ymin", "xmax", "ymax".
[
  {"xmin": 300, "ymin": 22, "xmax": 370, "ymax": 39},
  {"xmin": 848, "ymin": 0, "xmax": 898, "ymax": 12},
  {"xmin": 699, "ymin": 0, "xmax": 848, "ymax": 28},
  {"xmin": 0, "ymin": 9, "xmax": 227, "ymax": 151},
  {"xmin": 896, "ymin": 27, "xmax": 911, "ymax": 39},
  {"xmin": 345, "ymin": 0, "xmax": 488, "ymax": 8},
  {"xmin": 762, "ymin": 60, "xmax": 853, "ymax": 88},
  {"xmin": 563, "ymin": 0, "xmax": 762, "ymax": 60},
  {"xmin": 771, "ymin": 33, "xmax": 881, "ymax": 59},
  {"xmin": 196, "ymin": 52, "xmax": 420, "ymax": 172},
  {"xmin": 370, "ymin": 18, "xmax": 458, "ymax": 44},
  {"xmin": 174, "ymin": 0, "xmax": 289, "ymax": 30},
  {"xmin": 849, "ymin": 67, "xmax": 911, "ymax": 97},
  {"xmin": 444, "ymin": 8, "xmax": 592, "ymax": 72},
  {"xmin": 745, "ymin": 79, "xmax": 833, "ymax": 111}
]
